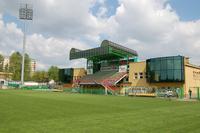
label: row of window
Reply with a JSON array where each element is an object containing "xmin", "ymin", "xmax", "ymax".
[
  {"xmin": 146, "ymin": 56, "xmax": 184, "ymax": 82},
  {"xmin": 193, "ymin": 71, "xmax": 200, "ymax": 80},
  {"xmin": 134, "ymin": 72, "xmax": 147, "ymax": 79},
  {"xmin": 147, "ymin": 56, "xmax": 184, "ymax": 71}
]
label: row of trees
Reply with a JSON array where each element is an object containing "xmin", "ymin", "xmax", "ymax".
[
  {"xmin": 32, "ymin": 66, "xmax": 59, "ymax": 82},
  {"xmin": 0, "ymin": 52, "xmax": 31, "ymax": 80},
  {"xmin": 0, "ymin": 52, "xmax": 59, "ymax": 82},
  {"xmin": 0, "ymin": 54, "xmax": 4, "ymax": 72}
]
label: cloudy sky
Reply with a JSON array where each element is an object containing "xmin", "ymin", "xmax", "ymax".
[{"xmin": 0, "ymin": 0, "xmax": 200, "ymax": 70}]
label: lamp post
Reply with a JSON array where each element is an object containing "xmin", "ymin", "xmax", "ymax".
[{"xmin": 19, "ymin": 4, "xmax": 33, "ymax": 85}]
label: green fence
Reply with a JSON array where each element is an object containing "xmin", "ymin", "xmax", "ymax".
[
  {"xmin": 80, "ymin": 88, "xmax": 105, "ymax": 95},
  {"xmin": 8, "ymin": 82, "xmax": 20, "ymax": 88},
  {"xmin": 21, "ymin": 85, "xmax": 49, "ymax": 90},
  {"xmin": 64, "ymin": 88, "xmax": 105, "ymax": 95}
]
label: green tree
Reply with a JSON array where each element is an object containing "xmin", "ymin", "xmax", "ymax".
[
  {"xmin": 9, "ymin": 52, "xmax": 31, "ymax": 81},
  {"xmin": 48, "ymin": 66, "xmax": 59, "ymax": 82},
  {"xmin": 32, "ymin": 71, "xmax": 49, "ymax": 82},
  {"xmin": 24, "ymin": 54, "xmax": 31, "ymax": 81},
  {"xmin": 9, "ymin": 52, "xmax": 22, "ymax": 80},
  {"xmin": 4, "ymin": 64, "xmax": 9, "ymax": 72},
  {"xmin": 0, "ymin": 54, "xmax": 4, "ymax": 72}
]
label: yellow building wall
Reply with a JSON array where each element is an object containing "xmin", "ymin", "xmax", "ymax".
[
  {"xmin": 184, "ymin": 65, "xmax": 200, "ymax": 97},
  {"xmin": 129, "ymin": 58, "xmax": 200, "ymax": 98},
  {"xmin": 0, "ymin": 72, "xmax": 13, "ymax": 80},
  {"xmin": 73, "ymin": 68, "xmax": 86, "ymax": 81},
  {"xmin": 129, "ymin": 61, "xmax": 149, "ymax": 87},
  {"xmin": 129, "ymin": 61, "xmax": 184, "ymax": 89}
]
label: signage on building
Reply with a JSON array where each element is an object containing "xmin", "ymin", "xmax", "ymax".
[
  {"xmin": 119, "ymin": 65, "xmax": 127, "ymax": 72},
  {"xmin": 87, "ymin": 69, "xmax": 93, "ymax": 75}
]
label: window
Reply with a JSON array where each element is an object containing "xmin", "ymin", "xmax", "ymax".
[
  {"xmin": 155, "ymin": 59, "xmax": 161, "ymax": 70},
  {"xmin": 145, "ymin": 72, "xmax": 148, "ymax": 78},
  {"xmin": 174, "ymin": 70, "xmax": 182, "ymax": 81},
  {"xmin": 146, "ymin": 56, "xmax": 184, "ymax": 83},
  {"xmin": 167, "ymin": 70, "xmax": 174, "ymax": 80},
  {"xmin": 174, "ymin": 59, "xmax": 182, "ymax": 69},
  {"xmin": 160, "ymin": 70, "xmax": 167, "ymax": 80},
  {"xmin": 134, "ymin": 73, "xmax": 138, "ymax": 79},
  {"xmin": 139, "ymin": 72, "xmax": 143, "ymax": 79},
  {"xmin": 160, "ymin": 58, "xmax": 167, "ymax": 70},
  {"xmin": 167, "ymin": 59, "xmax": 173, "ymax": 69}
]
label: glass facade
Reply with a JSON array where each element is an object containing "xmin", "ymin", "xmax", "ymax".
[
  {"xmin": 59, "ymin": 68, "xmax": 74, "ymax": 83},
  {"xmin": 146, "ymin": 56, "xmax": 184, "ymax": 83}
]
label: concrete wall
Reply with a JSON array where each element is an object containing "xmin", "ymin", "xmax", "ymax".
[
  {"xmin": 184, "ymin": 64, "xmax": 200, "ymax": 98},
  {"xmin": 129, "ymin": 61, "xmax": 149, "ymax": 87}
]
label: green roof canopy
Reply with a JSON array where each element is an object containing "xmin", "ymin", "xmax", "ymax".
[{"xmin": 70, "ymin": 40, "xmax": 138, "ymax": 60}]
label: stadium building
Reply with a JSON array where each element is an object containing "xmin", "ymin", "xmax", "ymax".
[{"xmin": 68, "ymin": 40, "xmax": 200, "ymax": 98}]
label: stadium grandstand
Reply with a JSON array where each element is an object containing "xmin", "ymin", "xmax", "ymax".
[{"xmin": 69, "ymin": 40, "xmax": 138, "ymax": 95}]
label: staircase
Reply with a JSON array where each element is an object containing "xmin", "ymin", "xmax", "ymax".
[{"xmin": 101, "ymin": 72, "xmax": 127, "ymax": 95}]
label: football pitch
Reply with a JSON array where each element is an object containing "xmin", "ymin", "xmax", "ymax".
[{"xmin": 0, "ymin": 90, "xmax": 200, "ymax": 133}]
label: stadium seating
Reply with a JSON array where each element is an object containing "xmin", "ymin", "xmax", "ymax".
[
  {"xmin": 77, "ymin": 70, "xmax": 127, "ymax": 95},
  {"xmin": 79, "ymin": 70, "xmax": 118, "ymax": 84}
]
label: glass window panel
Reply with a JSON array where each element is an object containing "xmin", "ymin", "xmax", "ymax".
[
  {"xmin": 160, "ymin": 58, "xmax": 167, "ymax": 70},
  {"xmin": 174, "ymin": 59, "xmax": 182, "ymax": 69},
  {"xmin": 173, "ymin": 56, "xmax": 182, "ymax": 60},
  {"xmin": 167, "ymin": 70, "xmax": 174, "ymax": 80},
  {"xmin": 167, "ymin": 59, "xmax": 173, "ymax": 69},
  {"xmin": 154, "ymin": 71, "xmax": 160, "ymax": 82},
  {"xmin": 150, "ymin": 60, "xmax": 155, "ymax": 71},
  {"xmin": 160, "ymin": 70, "xmax": 167, "ymax": 81},
  {"xmin": 155, "ymin": 59, "xmax": 161, "ymax": 70},
  {"xmin": 174, "ymin": 70, "xmax": 182, "ymax": 81}
]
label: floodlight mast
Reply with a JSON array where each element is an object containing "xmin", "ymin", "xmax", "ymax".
[{"xmin": 19, "ymin": 3, "xmax": 33, "ymax": 85}]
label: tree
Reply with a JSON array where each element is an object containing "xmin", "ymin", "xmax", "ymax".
[
  {"xmin": 9, "ymin": 52, "xmax": 22, "ymax": 80},
  {"xmin": 9, "ymin": 52, "xmax": 31, "ymax": 81},
  {"xmin": 4, "ymin": 64, "xmax": 9, "ymax": 72},
  {"xmin": 48, "ymin": 66, "xmax": 59, "ymax": 82},
  {"xmin": 0, "ymin": 54, "xmax": 4, "ymax": 72},
  {"xmin": 24, "ymin": 54, "xmax": 31, "ymax": 81},
  {"xmin": 32, "ymin": 71, "xmax": 48, "ymax": 82}
]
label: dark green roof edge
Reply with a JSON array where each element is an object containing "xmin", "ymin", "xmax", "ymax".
[
  {"xmin": 69, "ymin": 40, "xmax": 138, "ymax": 60},
  {"xmin": 101, "ymin": 40, "xmax": 138, "ymax": 56}
]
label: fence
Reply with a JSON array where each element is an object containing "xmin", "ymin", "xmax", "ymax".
[
  {"xmin": 64, "ymin": 88, "xmax": 105, "ymax": 95},
  {"xmin": 21, "ymin": 85, "xmax": 49, "ymax": 90}
]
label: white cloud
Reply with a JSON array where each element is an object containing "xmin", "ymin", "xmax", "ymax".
[
  {"xmin": 105, "ymin": 0, "xmax": 200, "ymax": 65},
  {"xmin": 0, "ymin": 0, "xmax": 200, "ymax": 70},
  {"xmin": 0, "ymin": 19, "xmax": 23, "ymax": 55},
  {"xmin": 27, "ymin": 33, "xmax": 89, "ymax": 70},
  {"xmin": 0, "ymin": 13, "xmax": 89, "ymax": 70}
]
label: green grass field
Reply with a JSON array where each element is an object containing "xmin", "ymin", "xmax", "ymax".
[{"xmin": 0, "ymin": 90, "xmax": 200, "ymax": 133}]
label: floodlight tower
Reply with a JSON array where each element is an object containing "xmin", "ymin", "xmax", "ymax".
[{"xmin": 19, "ymin": 3, "xmax": 33, "ymax": 85}]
